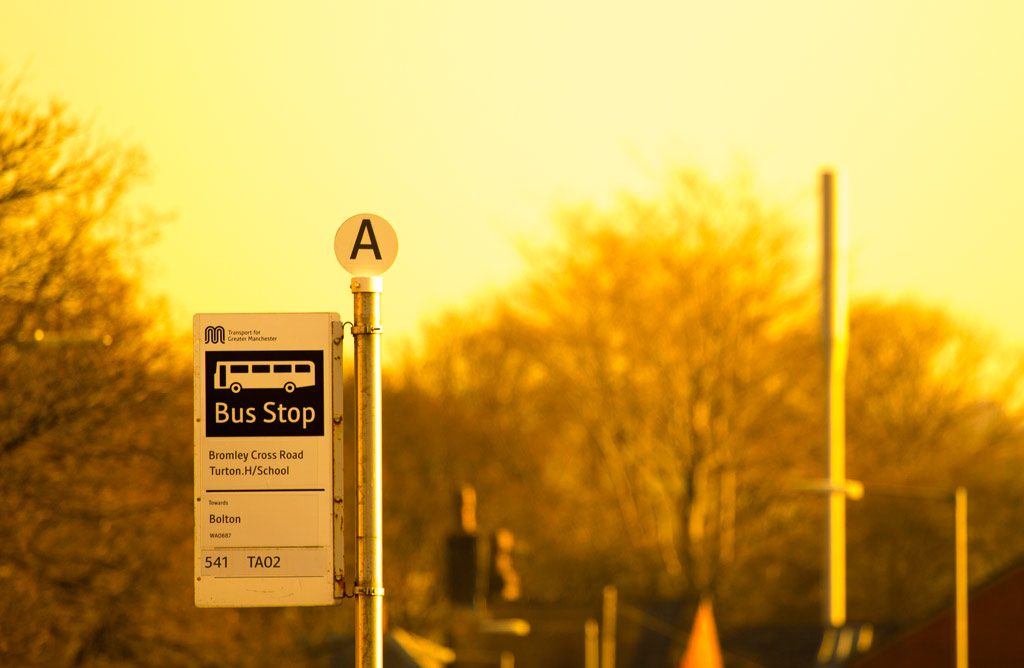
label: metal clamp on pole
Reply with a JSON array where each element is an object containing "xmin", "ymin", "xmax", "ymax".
[{"xmin": 353, "ymin": 585, "xmax": 387, "ymax": 597}]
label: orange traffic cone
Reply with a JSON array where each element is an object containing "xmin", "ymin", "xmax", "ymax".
[{"xmin": 679, "ymin": 599, "xmax": 724, "ymax": 668}]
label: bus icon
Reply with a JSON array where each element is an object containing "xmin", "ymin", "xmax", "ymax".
[{"xmin": 214, "ymin": 361, "xmax": 315, "ymax": 393}]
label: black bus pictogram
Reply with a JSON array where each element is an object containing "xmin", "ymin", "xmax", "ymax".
[{"xmin": 215, "ymin": 360, "xmax": 315, "ymax": 393}]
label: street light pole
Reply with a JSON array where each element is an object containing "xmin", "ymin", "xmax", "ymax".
[
  {"xmin": 822, "ymin": 169, "xmax": 849, "ymax": 628},
  {"xmin": 954, "ymin": 486, "xmax": 968, "ymax": 668}
]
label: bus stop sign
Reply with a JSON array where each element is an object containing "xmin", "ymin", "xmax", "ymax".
[{"xmin": 194, "ymin": 312, "xmax": 341, "ymax": 607}]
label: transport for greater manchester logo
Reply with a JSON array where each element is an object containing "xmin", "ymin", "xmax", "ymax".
[{"xmin": 204, "ymin": 325, "xmax": 226, "ymax": 344}]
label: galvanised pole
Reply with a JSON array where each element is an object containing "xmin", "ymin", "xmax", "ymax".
[{"xmin": 353, "ymin": 275, "xmax": 384, "ymax": 668}]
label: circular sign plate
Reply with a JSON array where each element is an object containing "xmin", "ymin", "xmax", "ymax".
[{"xmin": 334, "ymin": 213, "xmax": 398, "ymax": 276}]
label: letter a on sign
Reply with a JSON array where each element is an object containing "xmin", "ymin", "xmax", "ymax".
[
  {"xmin": 350, "ymin": 219, "xmax": 382, "ymax": 260},
  {"xmin": 334, "ymin": 213, "xmax": 398, "ymax": 276}
]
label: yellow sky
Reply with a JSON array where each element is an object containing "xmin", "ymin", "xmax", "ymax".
[{"xmin": 4, "ymin": 1, "xmax": 1023, "ymax": 352}]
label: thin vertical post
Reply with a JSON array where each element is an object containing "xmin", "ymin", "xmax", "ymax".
[
  {"xmin": 822, "ymin": 169, "xmax": 849, "ymax": 628},
  {"xmin": 585, "ymin": 619, "xmax": 600, "ymax": 668},
  {"xmin": 353, "ymin": 276, "xmax": 384, "ymax": 668},
  {"xmin": 601, "ymin": 585, "xmax": 617, "ymax": 668},
  {"xmin": 954, "ymin": 487, "xmax": 968, "ymax": 668}
]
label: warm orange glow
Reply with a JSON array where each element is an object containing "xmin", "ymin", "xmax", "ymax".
[{"xmin": 2, "ymin": 2, "xmax": 1022, "ymax": 354}]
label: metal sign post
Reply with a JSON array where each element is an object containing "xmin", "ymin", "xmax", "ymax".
[
  {"xmin": 353, "ymin": 276, "xmax": 384, "ymax": 668},
  {"xmin": 335, "ymin": 213, "xmax": 398, "ymax": 668}
]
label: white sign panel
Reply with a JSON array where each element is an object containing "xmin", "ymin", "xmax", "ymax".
[
  {"xmin": 334, "ymin": 213, "xmax": 398, "ymax": 276},
  {"xmin": 194, "ymin": 312, "xmax": 341, "ymax": 607}
]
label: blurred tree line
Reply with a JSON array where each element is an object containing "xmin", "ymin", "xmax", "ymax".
[
  {"xmin": 2, "ymin": 77, "xmax": 1022, "ymax": 665},
  {"xmin": 386, "ymin": 172, "xmax": 1024, "ymax": 636}
]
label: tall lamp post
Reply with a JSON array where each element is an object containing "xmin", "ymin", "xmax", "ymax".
[
  {"xmin": 954, "ymin": 486, "xmax": 969, "ymax": 668},
  {"xmin": 821, "ymin": 169, "xmax": 851, "ymax": 629},
  {"xmin": 814, "ymin": 169, "xmax": 968, "ymax": 667}
]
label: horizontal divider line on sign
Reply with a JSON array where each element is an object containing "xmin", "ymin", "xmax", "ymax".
[{"xmin": 204, "ymin": 488, "xmax": 326, "ymax": 493}]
